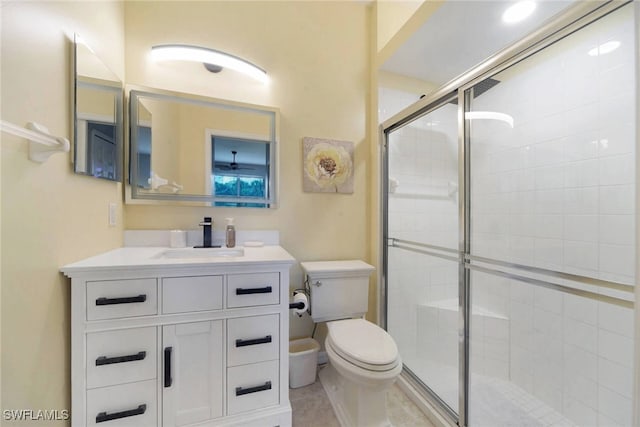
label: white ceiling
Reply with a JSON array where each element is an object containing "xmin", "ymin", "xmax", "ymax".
[{"xmin": 381, "ymin": 0, "xmax": 577, "ymax": 86}]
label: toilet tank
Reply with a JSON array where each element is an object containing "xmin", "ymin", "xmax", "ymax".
[{"xmin": 300, "ymin": 260, "xmax": 375, "ymax": 323}]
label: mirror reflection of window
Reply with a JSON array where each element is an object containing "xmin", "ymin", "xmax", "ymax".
[{"xmin": 211, "ymin": 136, "xmax": 269, "ymax": 207}]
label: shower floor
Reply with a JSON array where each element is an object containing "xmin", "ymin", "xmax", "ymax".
[{"xmin": 404, "ymin": 356, "xmax": 578, "ymax": 427}]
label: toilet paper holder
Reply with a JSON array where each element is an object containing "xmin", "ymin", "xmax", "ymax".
[{"xmin": 289, "ymin": 290, "xmax": 309, "ymax": 316}]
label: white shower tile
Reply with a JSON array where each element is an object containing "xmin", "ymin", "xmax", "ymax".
[
  {"xmin": 599, "ymin": 184, "xmax": 634, "ymax": 214},
  {"xmin": 563, "ymin": 130, "xmax": 599, "ymax": 161},
  {"xmin": 533, "ymin": 139, "xmax": 565, "ymax": 167},
  {"xmin": 599, "ymin": 214, "xmax": 634, "ymax": 245},
  {"xmin": 534, "ymin": 238, "xmax": 563, "ymax": 269},
  {"xmin": 563, "ymin": 240, "xmax": 598, "ymax": 271},
  {"xmin": 563, "ymin": 294, "xmax": 597, "ymax": 325},
  {"xmin": 597, "ymin": 302, "xmax": 634, "ymax": 338},
  {"xmin": 535, "ymin": 165, "xmax": 565, "ymax": 190},
  {"xmin": 597, "ymin": 386, "xmax": 633, "ymax": 427},
  {"xmin": 563, "ymin": 215, "xmax": 598, "ymax": 242},
  {"xmin": 598, "ymin": 122, "xmax": 633, "ymax": 155},
  {"xmin": 563, "ymin": 159, "xmax": 599, "ymax": 188},
  {"xmin": 599, "ymin": 154, "xmax": 634, "ymax": 185},
  {"xmin": 534, "ymin": 287, "xmax": 563, "ymax": 314},
  {"xmin": 534, "ymin": 215, "xmax": 563, "ymax": 239},
  {"xmin": 598, "ymin": 357, "xmax": 633, "ymax": 398},
  {"xmin": 564, "ymin": 318, "xmax": 597, "ymax": 353},
  {"xmin": 599, "ymin": 243, "xmax": 635, "ymax": 277},
  {"xmin": 563, "ymin": 372, "xmax": 597, "ymax": 408},
  {"xmin": 564, "ymin": 187, "xmax": 599, "ymax": 215},
  {"xmin": 564, "ymin": 343, "xmax": 597, "ymax": 381},
  {"xmin": 535, "ymin": 190, "xmax": 565, "ymax": 214},
  {"xmin": 598, "ymin": 329, "xmax": 633, "ymax": 367},
  {"xmin": 563, "ymin": 398, "xmax": 598, "ymax": 427}
]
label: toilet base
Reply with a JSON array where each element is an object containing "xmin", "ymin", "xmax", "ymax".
[{"xmin": 319, "ymin": 363, "xmax": 393, "ymax": 427}]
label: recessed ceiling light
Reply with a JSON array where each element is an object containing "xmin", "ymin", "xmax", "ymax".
[
  {"xmin": 588, "ymin": 40, "xmax": 621, "ymax": 56},
  {"xmin": 502, "ymin": 1, "xmax": 537, "ymax": 24}
]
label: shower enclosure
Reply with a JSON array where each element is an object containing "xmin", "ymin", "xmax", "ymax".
[{"xmin": 382, "ymin": 3, "xmax": 637, "ymax": 426}]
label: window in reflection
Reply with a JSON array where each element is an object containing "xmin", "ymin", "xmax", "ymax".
[{"xmin": 211, "ymin": 135, "xmax": 270, "ymax": 207}]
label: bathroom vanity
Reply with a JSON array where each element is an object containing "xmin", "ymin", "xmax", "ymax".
[{"xmin": 61, "ymin": 245, "xmax": 295, "ymax": 427}]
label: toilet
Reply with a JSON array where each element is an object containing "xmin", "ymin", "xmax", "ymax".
[{"xmin": 300, "ymin": 260, "xmax": 402, "ymax": 427}]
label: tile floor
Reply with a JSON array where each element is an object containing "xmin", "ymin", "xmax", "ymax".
[{"xmin": 290, "ymin": 369, "xmax": 435, "ymax": 427}]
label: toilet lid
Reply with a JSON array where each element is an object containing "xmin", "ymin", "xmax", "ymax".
[{"xmin": 327, "ymin": 319, "xmax": 399, "ymax": 371}]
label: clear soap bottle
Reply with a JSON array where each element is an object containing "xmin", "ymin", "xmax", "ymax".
[{"xmin": 225, "ymin": 218, "xmax": 236, "ymax": 248}]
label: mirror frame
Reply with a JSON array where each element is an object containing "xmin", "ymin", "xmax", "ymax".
[
  {"xmin": 72, "ymin": 34, "xmax": 123, "ymax": 182},
  {"xmin": 125, "ymin": 86, "xmax": 279, "ymax": 208}
]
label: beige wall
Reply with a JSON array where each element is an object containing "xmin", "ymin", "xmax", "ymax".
[
  {"xmin": 1, "ymin": 0, "xmax": 371, "ymax": 420},
  {"xmin": 124, "ymin": 1, "xmax": 371, "ymax": 338},
  {"xmin": 376, "ymin": 0, "xmax": 424, "ymax": 53},
  {"xmin": 1, "ymin": 1, "xmax": 125, "ymax": 423}
]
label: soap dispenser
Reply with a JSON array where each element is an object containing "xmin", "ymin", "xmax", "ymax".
[{"xmin": 225, "ymin": 218, "xmax": 236, "ymax": 248}]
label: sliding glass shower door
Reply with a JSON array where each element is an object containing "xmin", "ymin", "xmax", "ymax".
[
  {"xmin": 385, "ymin": 98, "xmax": 461, "ymax": 415},
  {"xmin": 383, "ymin": 3, "xmax": 636, "ymax": 426}
]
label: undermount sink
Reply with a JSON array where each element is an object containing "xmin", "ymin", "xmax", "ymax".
[{"xmin": 158, "ymin": 247, "xmax": 245, "ymax": 259}]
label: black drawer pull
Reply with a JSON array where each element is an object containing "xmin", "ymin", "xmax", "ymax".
[
  {"xmin": 236, "ymin": 335, "xmax": 272, "ymax": 347},
  {"xmin": 96, "ymin": 294, "xmax": 147, "ymax": 306},
  {"xmin": 236, "ymin": 286, "xmax": 272, "ymax": 295},
  {"xmin": 164, "ymin": 347, "xmax": 172, "ymax": 388},
  {"xmin": 236, "ymin": 381, "xmax": 272, "ymax": 396},
  {"xmin": 96, "ymin": 351, "xmax": 146, "ymax": 366},
  {"xmin": 96, "ymin": 404, "xmax": 146, "ymax": 423}
]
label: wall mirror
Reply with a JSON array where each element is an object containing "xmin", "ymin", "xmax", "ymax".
[
  {"xmin": 127, "ymin": 87, "xmax": 278, "ymax": 207},
  {"xmin": 72, "ymin": 34, "xmax": 123, "ymax": 181}
]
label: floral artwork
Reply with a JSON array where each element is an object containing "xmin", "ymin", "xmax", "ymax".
[{"xmin": 302, "ymin": 137, "xmax": 354, "ymax": 193}]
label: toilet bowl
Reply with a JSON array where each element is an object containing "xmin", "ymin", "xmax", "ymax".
[
  {"xmin": 300, "ymin": 260, "xmax": 402, "ymax": 427},
  {"xmin": 319, "ymin": 318, "xmax": 402, "ymax": 427}
]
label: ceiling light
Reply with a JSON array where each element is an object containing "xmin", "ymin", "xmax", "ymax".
[
  {"xmin": 465, "ymin": 111, "xmax": 514, "ymax": 128},
  {"xmin": 502, "ymin": 1, "xmax": 537, "ymax": 24},
  {"xmin": 588, "ymin": 40, "xmax": 621, "ymax": 57},
  {"xmin": 151, "ymin": 44, "xmax": 268, "ymax": 83}
]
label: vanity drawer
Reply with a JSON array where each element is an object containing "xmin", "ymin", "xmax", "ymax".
[
  {"xmin": 87, "ymin": 278, "xmax": 157, "ymax": 321},
  {"xmin": 227, "ymin": 273, "xmax": 280, "ymax": 308},
  {"xmin": 86, "ymin": 380, "xmax": 157, "ymax": 426},
  {"xmin": 86, "ymin": 327, "xmax": 156, "ymax": 389},
  {"xmin": 162, "ymin": 275, "xmax": 223, "ymax": 314},
  {"xmin": 227, "ymin": 314, "xmax": 279, "ymax": 367},
  {"xmin": 227, "ymin": 360, "xmax": 279, "ymax": 415}
]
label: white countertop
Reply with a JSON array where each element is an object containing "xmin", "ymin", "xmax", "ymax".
[{"xmin": 60, "ymin": 245, "xmax": 296, "ymax": 276}]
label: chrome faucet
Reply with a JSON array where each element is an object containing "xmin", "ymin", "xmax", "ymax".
[{"xmin": 198, "ymin": 217, "xmax": 213, "ymax": 248}]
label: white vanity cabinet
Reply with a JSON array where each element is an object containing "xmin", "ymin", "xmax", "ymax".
[{"xmin": 62, "ymin": 246, "xmax": 295, "ymax": 427}]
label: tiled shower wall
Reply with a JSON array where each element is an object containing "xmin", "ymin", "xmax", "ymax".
[{"xmin": 469, "ymin": 5, "xmax": 635, "ymax": 426}]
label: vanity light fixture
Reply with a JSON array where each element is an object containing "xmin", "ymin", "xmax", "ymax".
[
  {"xmin": 151, "ymin": 44, "xmax": 268, "ymax": 83},
  {"xmin": 588, "ymin": 40, "xmax": 621, "ymax": 56},
  {"xmin": 502, "ymin": 1, "xmax": 536, "ymax": 24}
]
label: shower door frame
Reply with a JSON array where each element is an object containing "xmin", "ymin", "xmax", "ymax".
[{"xmin": 380, "ymin": 1, "xmax": 637, "ymax": 426}]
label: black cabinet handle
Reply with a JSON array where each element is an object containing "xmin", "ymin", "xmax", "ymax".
[
  {"xmin": 235, "ymin": 335, "xmax": 272, "ymax": 347},
  {"xmin": 96, "ymin": 404, "xmax": 146, "ymax": 423},
  {"xmin": 95, "ymin": 294, "xmax": 147, "ymax": 306},
  {"xmin": 164, "ymin": 347, "xmax": 172, "ymax": 388},
  {"xmin": 96, "ymin": 351, "xmax": 146, "ymax": 366},
  {"xmin": 236, "ymin": 381, "xmax": 272, "ymax": 396},
  {"xmin": 236, "ymin": 286, "xmax": 272, "ymax": 295}
]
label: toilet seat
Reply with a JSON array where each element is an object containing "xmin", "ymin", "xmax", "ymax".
[{"xmin": 327, "ymin": 319, "xmax": 400, "ymax": 372}]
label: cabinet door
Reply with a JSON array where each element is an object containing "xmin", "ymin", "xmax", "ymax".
[{"xmin": 162, "ymin": 321, "xmax": 224, "ymax": 427}]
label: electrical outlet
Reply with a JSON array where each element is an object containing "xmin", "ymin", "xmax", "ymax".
[{"xmin": 108, "ymin": 202, "xmax": 117, "ymax": 227}]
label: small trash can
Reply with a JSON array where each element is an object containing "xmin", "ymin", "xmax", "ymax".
[{"xmin": 289, "ymin": 337, "xmax": 320, "ymax": 389}]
